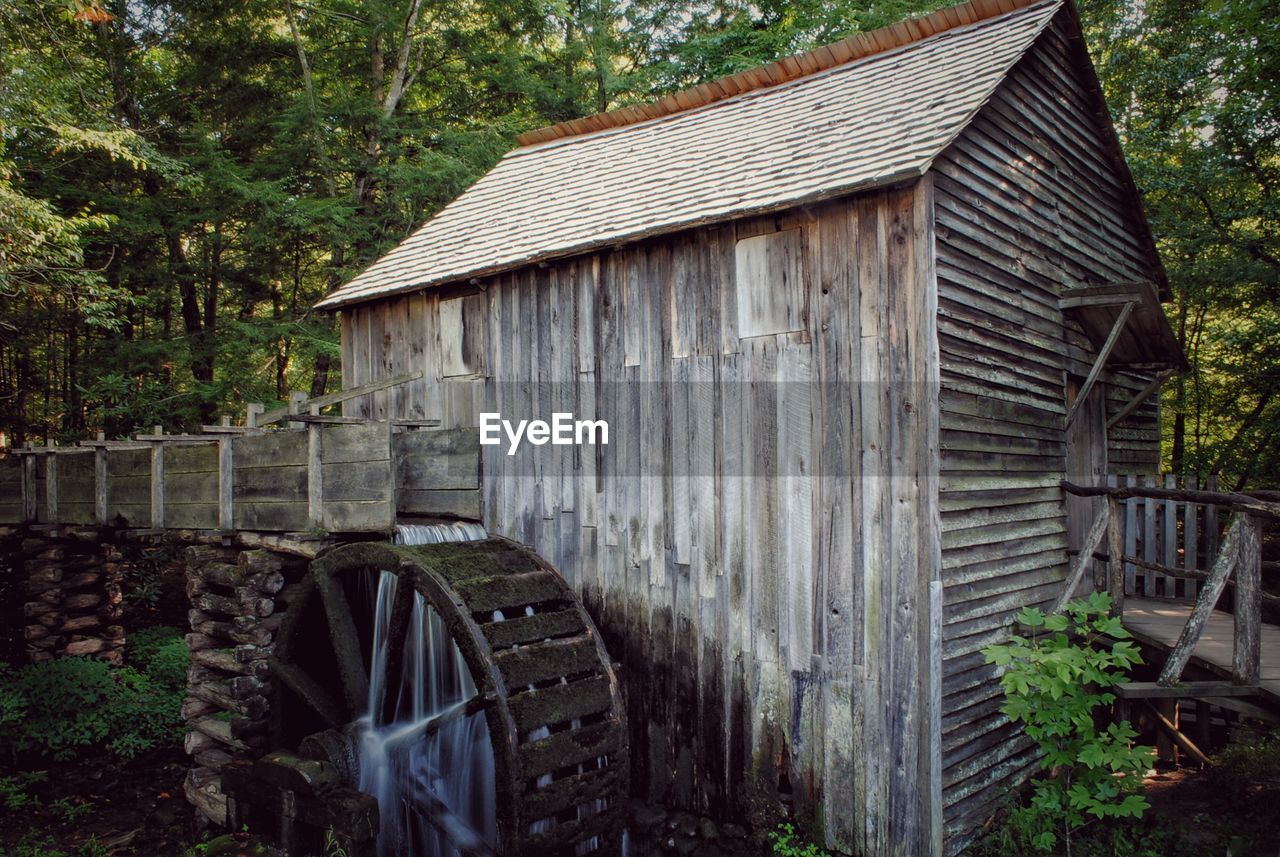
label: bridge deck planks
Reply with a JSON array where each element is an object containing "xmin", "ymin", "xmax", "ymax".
[{"xmin": 1122, "ymin": 596, "xmax": 1280, "ymax": 702}]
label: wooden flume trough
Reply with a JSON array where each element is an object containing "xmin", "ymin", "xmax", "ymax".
[{"xmin": 0, "ymin": 375, "xmax": 483, "ymax": 536}]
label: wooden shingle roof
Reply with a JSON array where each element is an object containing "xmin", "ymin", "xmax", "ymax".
[{"xmin": 317, "ymin": 0, "xmax": 1061, "ymax": 310}]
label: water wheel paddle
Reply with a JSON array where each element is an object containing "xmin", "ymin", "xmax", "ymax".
[{"xmin": 269, "ymin": 539, "xmax": 628, "ymax": 856}]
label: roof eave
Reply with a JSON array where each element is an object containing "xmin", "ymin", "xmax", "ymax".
[{"xmin": 314, "ymin": 168, "xmax": 928, "ymax": 311}]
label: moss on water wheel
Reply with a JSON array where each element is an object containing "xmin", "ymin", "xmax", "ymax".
[{"xmin": 269, "ymin": 538, "xmax": 628, "ymax": 856}]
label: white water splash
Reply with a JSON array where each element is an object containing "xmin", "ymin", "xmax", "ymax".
[
  {"xmin": 356, "ymin": 522, "xmax": 495, "ymax": 856},
  {"xmin": 394, "ymin": 521, "xmax": 488, "ymax": 545}
]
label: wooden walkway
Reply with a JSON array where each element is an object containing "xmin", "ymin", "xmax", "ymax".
[{"xmin": 1123, "ymin": 596, "xmax": 1280, "ymax": 702}]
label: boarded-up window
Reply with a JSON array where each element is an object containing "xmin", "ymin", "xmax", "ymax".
[
  {"xmin": 735, "ymin": 228, "xmax": 805, "ymax": 339},
  {"xmin": 441, "ymin": 293, "xmax": 488, "ymax": 377}
]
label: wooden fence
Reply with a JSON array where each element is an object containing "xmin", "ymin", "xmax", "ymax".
[{"xmin": 1102, "ymin": 474, "xmax": 1225, "ymax": 601}]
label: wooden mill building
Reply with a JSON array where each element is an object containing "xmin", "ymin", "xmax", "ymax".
[{"xmin": 316, "ymin": 0, "xmax": 1184, "ymax": 852}]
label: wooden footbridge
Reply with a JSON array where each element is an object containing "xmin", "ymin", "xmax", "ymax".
[{"xmin": 1062, "ymin": 479, "xmax": 1280, "ymax": 761}]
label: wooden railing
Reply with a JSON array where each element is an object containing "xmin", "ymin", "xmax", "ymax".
[
  {"xmin": 1103, "ymin": 474, "xmax": 1225, "ymax": 601},
  {"xmin": 1061, "ymin": 480, "xmax": 1271, "ymax": 688}
]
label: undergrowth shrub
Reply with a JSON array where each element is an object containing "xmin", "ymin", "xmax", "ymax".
[
  {"xmin": 768, "ymin": 823, "xmax": 832, "ymax": 857},
  {"xmin": 982, "ymin": 592, "xmax": 1153, "ymax": 855},
  {"xmin": 0, "ymin": 627, "xmax": 188, "ymax": 762}
]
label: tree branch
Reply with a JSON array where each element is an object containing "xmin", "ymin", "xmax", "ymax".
[{"xmin": 382, "ymin": 0, "xmax": 427, "ymax": 118}]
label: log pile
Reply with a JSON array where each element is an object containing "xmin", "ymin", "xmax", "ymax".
[
  {"xmin": 22, "ymin": 529, "xmax": 125, "ymax": 664},
  {"xmin": 181, "ymin": 545, "xmax": 305, "ymax": 826}
]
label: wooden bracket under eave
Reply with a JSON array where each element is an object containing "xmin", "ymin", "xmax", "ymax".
[{"xmin": 1065, "ymin": 300, "xmax": 1135, "ymax": 428}]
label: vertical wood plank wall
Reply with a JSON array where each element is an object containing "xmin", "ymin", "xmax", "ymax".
[
  {"xmin": 340, "ymin": 183, "xmax": 942, "ymax": 855},
  {"xmin": 930, "ymin": 11, "xmax": 1163, "ymax": 851}
]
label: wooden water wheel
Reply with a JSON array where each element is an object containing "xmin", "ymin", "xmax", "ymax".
[{"xmin": 269, "ymin": 539, "xmax": 628, "ymax": 856}]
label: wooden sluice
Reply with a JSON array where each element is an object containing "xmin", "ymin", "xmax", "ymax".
[{"xmin": 0, "ymin": 416, "xmax": 482, "ymax": 538}]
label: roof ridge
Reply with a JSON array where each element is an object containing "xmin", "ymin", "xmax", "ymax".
[{"xmin": 515, "ymin": 0, "xmax": 1045, "ymax": 148}]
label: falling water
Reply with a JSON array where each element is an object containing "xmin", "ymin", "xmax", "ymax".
[{"xmin": 354, "ymin": 522, "xmax": 495, "ymax": 857}]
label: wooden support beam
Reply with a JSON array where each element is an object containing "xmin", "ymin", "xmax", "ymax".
[
  {"xmin": 1063, "ymin": 480, "xmax": 1280, "ymax": 519},
  {"xmin": 288, "ymin": 391, "xmax": 308, "ymax": 430},
  {"xmin": 1108, "ymin": 497, "xmax": 1125, "ymax": 616},
  {"xmin": 1233, "ymin": 514, "xmax": 1261, "ymax": 686},
  {"xmin": 149, "ymin": 425, "xmax": 165, "ymax": 529},
  {"xmin": 256, "ymin": 372, "xmax": 423, "ymax": 426},
  {"xmin": 1065, "ymin": 301, "xmax": 1135, "ymax": 429},
  {"xmin": 1107, "ymin": 367, "xmax": 1177, "ymax": 430},
  {"xmin": 22, "ymin": 454, "xmax": 38, "ymax": 523},
  {"xmin": 1052, "ymin": 501, "xmax": 1109, "ymax": 614},
  {"xmin": 45, "ymin": 452, "xmax": 58, "ymax": 523},
  {"xmin": 218, "ymin": 434, "xmax": 233, "ymax": 531},
  {"xmin": 1117, "ymin": 681, "xmax": 1260, "ymax": 700},
  {"xmin": 1144, "ymin": 700, "xmax": 1212, "ymax": 766},
  {"xmin": 93, "ymin": 435, "xmax": 108, "ymax": 526},
  {"xmin": 307, "ymin": 421, "xmax": 322, "ymax": 530},
  {"xmin": 1059, "ymin": 289, "xmax": 1142, "ymax": 310},
  {"xmin": 1158, "ymin": 514, "xmax": 1243, "ymax": 687},
  {"xmin": 1211, "ymin": 695, "xmax": 1280, "ymax": 725}
]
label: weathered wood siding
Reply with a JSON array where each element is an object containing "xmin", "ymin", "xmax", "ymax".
[
  {"xmin": 341, "ymin": 182, "xmax": 943, "ymax": 855},
  {"xmin": 931, "ymin": 10, "xmax": 1164, "ymax": 849}
]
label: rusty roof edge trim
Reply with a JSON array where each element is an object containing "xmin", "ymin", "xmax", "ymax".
[
  {"xmin": 314, "ymin": 168, "xmax": 929, "ymax": 311},
  {"xmin": 514, "ymin": 0, "xmax": 1055, "ymax": 150}
]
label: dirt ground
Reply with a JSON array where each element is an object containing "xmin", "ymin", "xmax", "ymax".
[{"xmin": 0, "ymin": 748, "xmax": 201, "ymax": 857}]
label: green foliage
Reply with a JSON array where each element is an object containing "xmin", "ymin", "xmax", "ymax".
[
  {"xmin": 0, "ymin": 639, "xmax": 188, "ymax": 762},
  {"xmin": 983, "ymin": 593, "xmax": 1153, "ymax": 854},
  {"xmin": 323, "ymin": 828, "xmax": 351, "ymax": 857},
  {"xmin": 1079, "ymin": 0, "xmax": 1280, "ymax": 487},
  {"xmin": 48, "ymin": 796, "xmax": 93, "ymax": 824},
  {"xmin": 1208, "ymin": 726, "xmax": 1280, "ymax": 784},
  {"xmin": 970, "ymin": 800, "xmax": 1189, "ymax": 857},
  {"xmin": 768, "ymin": 822, "xmax": 832, "ymax": 857},
  {"xmin": 0, "ymin": 773, "xmax": 43, "ymax": 812},
  {"xmin": 127, "ymin": 625, "xmax": 189, "ymax": 691},
  {"xmin": 5, "ymin": 830, "xmax": 109, "ymax": 857}
]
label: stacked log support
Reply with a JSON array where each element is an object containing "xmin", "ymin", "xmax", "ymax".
[
  {"xmin": 181, "ymin": 544, "xmax": 306, "ymax": 826},
  {"xmin": 21, "ymin": 528, "xmax": 124, "ymax": 664}
]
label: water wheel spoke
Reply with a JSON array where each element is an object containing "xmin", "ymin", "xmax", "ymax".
[
  {"xmin": 378, "ymin": 573, "xmax": 416, "ymax": 724},
  {"xmin": 383, "ymin": 694, "xmax": 494, "ymax": 751},
  {"xmin": 269, "ymin": 658, "xmax": 345, "ymax": 728},
  {"xmin": 406, "ymin": 779, "xmax": 496, "ymax": 857},
  {"xmin": 313, "ymin": 568, "xmax": 370, "ymax": 715}
]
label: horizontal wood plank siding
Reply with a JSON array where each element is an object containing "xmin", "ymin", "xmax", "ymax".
[{"xmin": 932, "ymin": 11, "xmax": 1166, "ymax": 851}]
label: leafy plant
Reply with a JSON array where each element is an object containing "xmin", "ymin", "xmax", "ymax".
[
  {"xmin": 125, "ymin": 625, "xmax": 183, "ymax": 668},
  {"xmin": 768, "ymin": 822, "xmax": 832, "ymax": 857},
  {"xmin": 0, "ymin": 642, "xmax": 187, "ymax": 762},
  {"xmin": 983, "ymin": 593, "xmax": 1153, "ymax": 855},
  {"xmin": 49, "ymin": 796, "xmax": 93, "ymax": 823},
  {"xmin": 324, "ymin": 828, "xmax": 351, "ymax": 857},
  {"xmin": 6, "ymin": 831, "xmax": 108, "ymax": 857},
  {"xmin": 0, "ymin": 774, "xmax": 42, "ymax": 812}
]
